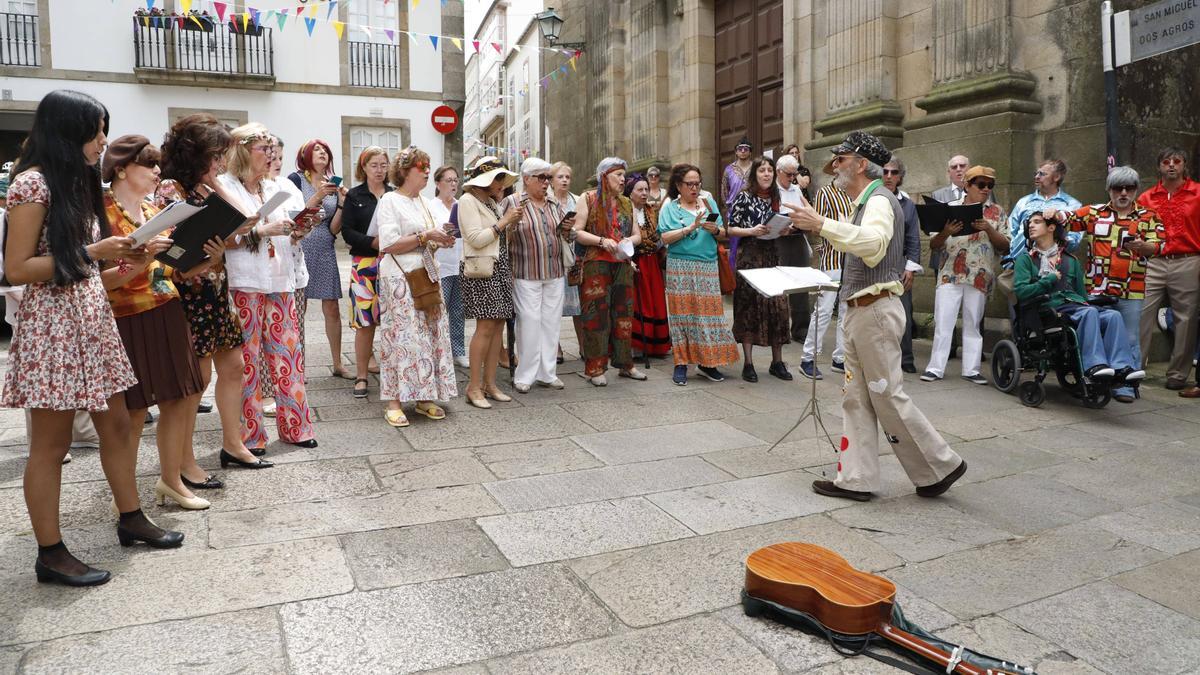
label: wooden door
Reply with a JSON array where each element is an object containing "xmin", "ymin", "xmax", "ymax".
[{"xmin": 715, "ymin": 0, "xmax": 784, "ymax": 187}]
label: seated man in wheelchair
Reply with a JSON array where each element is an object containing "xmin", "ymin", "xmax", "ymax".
[{"xmin": 1013, "ymin": 211, "xmax": 1146, "ymax": 384}]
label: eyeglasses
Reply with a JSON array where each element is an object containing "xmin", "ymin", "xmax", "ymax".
[
  {"xmin": 441, "ymin": 176, "xmax": 460, "ymax": 183},
  {"xmin": 971, "ymin": 181, "xmax": 995, "ymax": 190},
  {"xmin": 1035, "ymin": 170, "xmax": 1053, "ymax": 177},
  {"xmin": 681, "ymin": 181, "xmax": 701, "ymax": 189},
  {"xmin": 532, "ymin": 174, "xmax": 552, "ymax": 182},
  {"xmin": 781, "ymin": 171, "xmax": 798, "ymax": 177},
  {"xmin": 1110, "ymin": 185, "xmax": 1138, "ymax": 193},
  {"xmin": 882, "ymin": 169, "xmax": 902, "ymax": 176},
  {"xmin": 949, "ymin": 163, "xmax": 968, "ymax": 170},
  {"xmin": 831, "ymin": 154, "xmax": 858, "ymax": 167},
  {"xmin": 249, "ymin": 144, "xmax": 271, "ymax": 154},
  {"xmin": 647, "ymin": 172, "xmax": 660, "ymax": 178},
  {"xmin": 1161, "ymin": 157, "xmax": 1184, "ymax": 166}
]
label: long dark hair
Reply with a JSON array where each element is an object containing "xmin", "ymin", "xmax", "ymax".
[
  {"xmin": 160, "ymin": 113, "xmax": 232, "ymax": 193},
  {"xmin": 12, "ymin": 90, "xmax": 110, "ymax": 286},
  {"xmin": 739, "ymin": 156, "xmax": 780, "ymax": 210}
]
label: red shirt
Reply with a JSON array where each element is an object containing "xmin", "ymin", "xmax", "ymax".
[{"xmin": 1138, "ymin": 179, "xmax": 1200, "ymax": 256}]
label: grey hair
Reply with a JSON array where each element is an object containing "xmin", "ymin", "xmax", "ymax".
[
  {"xmin": 885, "ymin": 157, "xmax": 906, "ymax": 176},
  {"xmin": 864, "ymin": 160, "xmax": 884, "ymax": 179},
  {"xmin": 1106, "ymin": 165, "xmax": 1139, "ymax": 190},
  {"xmin": 776, "ymin": 154, "xmax": 799, "ymax": 172}
]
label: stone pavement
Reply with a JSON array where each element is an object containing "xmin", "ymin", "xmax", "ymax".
[{"xmin": 2, "ymin": 301, "xmax": 1200, "ymax": 674}]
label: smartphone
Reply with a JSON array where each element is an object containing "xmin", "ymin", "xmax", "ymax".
[
  {"xmin": 328, "ymin": 176, "xmax": 343, "ymax": 187},
  {"xmin": 561, "ymin": 210, "xmax": 577, "ymax": 223},
  {"xmin": 705, "ymin": 212, "xmax": 720, "ymax": 222}
]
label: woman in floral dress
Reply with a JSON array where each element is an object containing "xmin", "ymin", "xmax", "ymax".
[{"xmin": 3, "ymin": 90, "xmax": 183, "ymax": 587}]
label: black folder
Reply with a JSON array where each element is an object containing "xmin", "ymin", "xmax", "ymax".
[
  {"xmin": 155, "ymin": 193, "xmax": 249, "ymax": 270},
  {"xmin": 916, "ymin": 196, "xmax": 985, "ymax": 235}
]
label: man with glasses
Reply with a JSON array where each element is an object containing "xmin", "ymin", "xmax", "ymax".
[
  {"xmin": 1054, "ymin": 166, "xmax": 1163, "ymax": 403},
  {"xmin": 1137, "ymin": 147, "xmax": 1200, "ymax": 395},
  {"xmin": 999, "ymin": 159, "xmax": 1082, "ymax": 299},
  {"xmin": 776, "ymin": 153, "xmax": 811, "ymax": 341},
  {"xmin": 930, "ymin": 155, "xmax": 969, "ymax": 277},
  {"xmin": 882, "ymin": 158, "xmax": 923, "ymax": 373},
  {"xmin": 787, "ymin": 130, "xmax": 966, "ymax": 502}
]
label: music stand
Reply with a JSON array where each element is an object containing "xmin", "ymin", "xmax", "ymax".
[{"xmin": 765, "ymin": 284, "xmax": 840, "ymax": 455}]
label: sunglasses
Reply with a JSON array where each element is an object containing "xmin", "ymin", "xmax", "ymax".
[
  {"xmin": 532, "ymin": 174, "xmax": 552, "ymax": 181},
  {"xmin": 1034, "ymin": 170, "xmax": 1053, "ymax": 177},
  {"xmin": 1161, "ymin": 157, "xmax": 1184, "ymax": 166},
  {"xmin": 971, "ymin": 181, "xmax": 995, "ymax": 190},
  {"xmin": 1110, "ymin": 185, "xmax": 1137, "ymax": 193},
  {"xmin": 882, "ymin": 169, "xmax": 902, "ymax": 176}
]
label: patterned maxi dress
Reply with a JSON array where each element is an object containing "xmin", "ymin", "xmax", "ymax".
[
  {"xmin": 1, "ymin": 171, "xmax": 137, "ymax": 411},
  {"xmin": 292, "ymin": 172, "xmax": 343, "ymax": 300},
  {"xmin": 729, "ymin": 191, "xmax": 791, "ymax": 346}
]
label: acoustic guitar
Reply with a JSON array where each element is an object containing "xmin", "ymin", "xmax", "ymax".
[{"xmin": 744, "ymin": 542, "xmax": 1033, "ymax": 675}]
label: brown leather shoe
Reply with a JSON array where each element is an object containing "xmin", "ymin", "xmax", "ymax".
[
  {"xmin": 1179, "ymin": 386, "xmax": 1200, "ymax": 399},
  {"xmin": 1166, "ymin": 378, "xmax": 1188, "ymax": 391},
  {"xmin": 916, "ymin": 460, "xmax": 967, "ymax": 498},
  {"xmin": 811, "ymin": 480, "xmax": 872, "ymax": 502}
]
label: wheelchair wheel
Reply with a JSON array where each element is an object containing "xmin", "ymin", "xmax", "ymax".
[
  {"xmin": 1055, "ymin": 368, "xmax": 1083, "ymax": 398},
  {"xmin": 1083, "ymin": 387, "xmax": 1111, "ymax": 409},
  {"xmin": 1018, "ymin": 381, "xmax": 1045, "ymax": 407},
  {"xmin": 991, "ymin": 340, "xmax": 1021, "ymax": 393}
]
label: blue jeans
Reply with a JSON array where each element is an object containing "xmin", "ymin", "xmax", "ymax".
[
  {"xmin": 1057, "ymin": 303, "xmax": 1136, "ymax": 375},
  {"xmin": 1112, "ymin": 298, "xmax": 1143, "ymax": 396}
]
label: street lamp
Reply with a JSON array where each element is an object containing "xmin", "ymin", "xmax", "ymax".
[{"xmin": 535, "ymin": 7, "xmax": 585, "ymax": 52}]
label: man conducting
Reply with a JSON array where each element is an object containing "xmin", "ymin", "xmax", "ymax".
[{"xmin": 788, "ymin": 131, "xmax": 966, "ymax": 502}]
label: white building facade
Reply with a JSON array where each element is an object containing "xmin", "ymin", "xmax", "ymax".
[{"xmin": 0, "ymin": 0, "xmax": 464, "ymax": 183}]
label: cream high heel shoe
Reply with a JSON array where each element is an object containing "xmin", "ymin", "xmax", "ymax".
[{"xmin": 154, "ymin": 478, "xmax": 210, "ymax": 510}]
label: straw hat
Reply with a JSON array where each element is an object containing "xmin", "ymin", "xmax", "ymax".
[{"xmin": 463, "ymin": 156, "xmax": 518, "ymax": 189}]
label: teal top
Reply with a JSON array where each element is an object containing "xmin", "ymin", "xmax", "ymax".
[
  {"xmin": 1012, "ymin": 246, "xmax": 1088, "ymax": 308},
  {"xmin": 657, "ymin": 196, "xmax": 725, "ymax": 262}
]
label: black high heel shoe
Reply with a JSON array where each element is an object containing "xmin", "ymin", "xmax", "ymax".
[
  {"xmin": 117, "ymin": 523, "xmax": 185, "ymax": 549},
  {"xmin": 249, "ymin": 447, "xmax": 267, "ymax": 457},
  {"xmin": 181, "ymin": 473, "xmax": 225, "ymax": 490},
  {"xmin": 34, "ymin": 560, "xmax": 111, "ymax": 587},
  {"xmin": 292, "ymin": 439, "xmax": 318, "ymax": 449},
  {"xmin": 219, "ymin": 449, "xmax": 274, "ymax": 469}
]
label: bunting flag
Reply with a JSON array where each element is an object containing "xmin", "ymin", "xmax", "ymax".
[
  {"xmin": 491, "ymin": 42, "xmax": 502, "ymax": 53},
  {"xmin": 190, "ymin": 12, "xmax": 206, "ymax": 29},
  {"xmin": 180, "ymin": 0, "xmax": 191, "ymax": 13},
  {"xmin": 429, "ymin": 35, "xmax": 438, "ymax": 49},
  {"xmin": 307, "ymin": 4, "xmax": 317, "ymax": 18},
  {"xmin": 276, "ymin": 8, "xmax": 288, "ymax": 30},
  {"xmin": 450, "ymin": 37, "xmax": 462, "ymax": 50},
  {"xmin": 385, "ymin": 29, "xmax": 395, "ymax": 42},
  {"xmin": 569, "ymin": 55, "xmax": 577, "ymax": 71},
  {"xmin": 249, "ymin": 8, "xmax": 261, "ymax": 28},
  {"xmin": 146, "ymin": 0, "xmax": 155, "ymax": 9},
  {"xmin": 331, "ymin": 20, "xmax": 345, "ymax": 39},
  {"xmin": 471, "ymin": 40, "xmax": 480, "ymax": 53},
  {"xmin": 325, "ymin": 0, "xmax": 337, "ymax": 21},
  {"xmin": 213, "ymin": 1, "xmax": 227, "ymax": 22},
  {"xmin": 241, "ymin": 12, "xmax": 249, "ymax": 31},
  {"xmin": 303, "ymin": 16, "xmax": 316, "ymax": 35}
]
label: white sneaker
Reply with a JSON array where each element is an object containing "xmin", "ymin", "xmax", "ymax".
[
  {"xmin": 454, "ymin": 356, "xmax": 470, "ymax": 368},
  {"xmin": 264, "ymin": 401, "xmax": 277, "ymax": 417},
  {"xmin": 539, "ymin": 378, "xmax": 565, "ymax": 389},
  {"xmin": 514, "ymin": 382, "xmax": 532, "ymax": 394}
]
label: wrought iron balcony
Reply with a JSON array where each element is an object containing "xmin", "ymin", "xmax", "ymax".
[
  {"xmin": 133, "ymin": 15, "xmax": 273, "ymax": 79},
  {"xmin": 348, "ymin": 41, "xmax": 400, "ymax": 88},
  {"xmin": 0, "ymin": 11, "xmax": 40, "ymax": 67}
]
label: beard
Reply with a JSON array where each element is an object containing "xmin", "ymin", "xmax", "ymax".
[{"xmin": 833, "ymin": 165, "xmax": 853, "ymax": 191}]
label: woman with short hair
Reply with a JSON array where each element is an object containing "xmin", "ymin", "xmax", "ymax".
[
  {"xmin": 625, "ymin": 173, "xmax": 671, "ymax": 359},
  {"xmin": 430, "ymin": 165, "xmax": 467, "ymax": 366},
  {"xmin": 340, "ymin": 146, "xmax": 389, "ymax": 398},
  {"xmin": 549, "ymin": 160, "xmax": 582, "ymax": 362}
]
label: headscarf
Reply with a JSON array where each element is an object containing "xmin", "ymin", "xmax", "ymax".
[
  {"xmin": 622, "ymin": 172, "xmax": 647, "ymax": 198},
  {"xmin": 595, "ymin": 157, "xmax": 627, "ymax": 206}
]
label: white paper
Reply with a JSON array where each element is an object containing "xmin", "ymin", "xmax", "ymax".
[
  {"xmin": 756, "ymin": 213, "xmax": 795, "ymax": 241},
  {"xmin": 615, "ymin": 238, "xmax": 635, "ymax": 261},
  {"xmin": 737, "ymin": 266, "xmax": 837, "ymax": 298},
  {"xmin": 129, "ymin": 200, "xmax": 204, "ymax": 246},
  {"xmin": 256, "ymin": 190, "xmax": 291, "ymax": 220},
  {"xmin": 366, "ymin": 209, "xmax": 379, "ymax": 237}
]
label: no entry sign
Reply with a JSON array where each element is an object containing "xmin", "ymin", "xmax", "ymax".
[{"xmin": 431, "ymin": 105, "xmax": 458, "ymax": 135}]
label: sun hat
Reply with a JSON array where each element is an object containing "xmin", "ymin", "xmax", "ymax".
[{"xmin": 463, "ymin": 155, "xmax": 518, "ymax": 189}]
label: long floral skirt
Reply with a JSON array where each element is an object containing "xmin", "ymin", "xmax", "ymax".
[
  {"xmin": 631, "ymin": 252, "xmax": 672, "ymax": 357},
  {"xmin": 579, "ymin": 259, "xmax": 635, "ymax": 376},
  {"xmin": 664, "ymin": 257, "xmax": 739, "ymax": 368},
  {"xmin": 732, "ymin": 237, "xmax": 791, "ymax": 347},
  {"xmin": 377, "ymin": 273, "xmax": 458, "ymax": 403}
]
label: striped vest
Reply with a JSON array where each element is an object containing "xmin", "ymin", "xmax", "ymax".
[{"xmin": 839, "ymin": 181, "xmax": 906, "ymax": 300}]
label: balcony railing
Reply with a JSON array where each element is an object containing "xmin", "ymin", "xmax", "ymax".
[
  {"xmin": 348, "ymin": 41, "xmax": 400, "ymax": 88},
  {"xmin": 0, "ymin": 11, "xmax": 39, "ymax": 67},
  {"xmin": 133, "ymin": 16, "xmax": 273, "ymax": 78}
]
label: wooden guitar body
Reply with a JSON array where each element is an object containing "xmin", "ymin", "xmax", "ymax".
[{"xmin": 745, "ymin": 541, "xmax": 895, "ymax": 635}]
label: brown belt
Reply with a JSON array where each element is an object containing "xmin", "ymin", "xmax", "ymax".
[{"xmin": 845, "ymin": 291, "xmax": 890, "ymax": 308}]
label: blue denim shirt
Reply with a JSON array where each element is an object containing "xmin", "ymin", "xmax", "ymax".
[{"xmin": 1002, "ymin": 189, "xmax": 1082, "ymax": 267}]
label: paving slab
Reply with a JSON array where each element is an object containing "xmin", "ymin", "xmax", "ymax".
[
  {"xmin": 567, "ymin": 515, "xmax": 900, "ymax": 628},
  {"xmin": 648, "ymin": 470, "xmax": 845, "ymax": 535},
  {"xmin": 931, "ymin": 406, "xmax": 1062, "ymax": 442},
  {"xmin": 1068, "ymin": 410, "xmax": 1200, "ymax": 443},
  {"xmin": 1086, "ymin": 499, "xmax": 1200, "ymax": 554},
  {"xmin": 1000, "ymin": 427, "xmax": 1139, "ymax": 460},
  {"xmin": 340, "ymin": 519, "xmax": 509, "ymax": 591},
  {"xmin": 483, "ymin": 456, "xmax": 732, "ymax": 512},
  {"xmin": 941, "ymin": 473, "xmax": 1119, "ymax": 536},
  {"xmin": 473, "ymin": 437, "xmax": 602, "ymax": 479},
  {"xmin": 708, "ymin": 378, "xmax": 844, "ymax": 413},
  {"xmin": 260, "ymin": 418, "xmax": 415, "ymax": 462},
  {"xmin": 948, "ymin": 436, "xmax": 1071, "ymax": 482},
  {"xmin": 933, "ymin": 616, "xmax": 1064, "ymax": 675},
  {"xmin": 559, "ymin": 390, "xmax": 750, "ymax": 431},
  {"xmin": 702, "ymin": 437, "xmax": 839, "ymax": 478},
  {"xmin": 0, "ymin": 537, "xmax": 352, "ymax": 645},
  {"xmin": 1040, "ymin": 440, "xmax": 1200, "ymax": 506},
  {"xmin": 722, "ymin": 408, "xmax": 848, "ymax": 446},
  {"xmin": 489, "ymin": 616, "xmax": 778, "ymax": 674},
  {"xmin": 398, "ymin": 406, "xmax": 595, "ymax": 450},
  {"xmin": 314, "ymin": 402, "xmax": 387, "ymax": 422},
  {"xmin": 803, "ymin": 454, "xmax": 934, "ymax": 501},
  {"xmin": 1111, "ymin": 550, "xmax": 1200, "ymax": 620},
  {"xmin": 1001, "ymin": 581, "xmax": 1200, "ymax": 675},
  {"xmin": 18, "ymin": 607, "xmax": 286, "ymax": 675},
  {"xmin": 829, "ymin": 494, "xmax": 1015, "ymax": 562},
  {"xmin": 201, "ymin": 457, "xmax": 380, "ymax": 511},
  {"xmin": 279, "ymin": 565, "xmax": 615, "ymax": 674},
  {"xmin": 508, "ymin": 371, "xmax": 681, "ymax": 407},
  {"xmin": 207, "ymin": 484, "xmax": 502, "ymax": 548},
  {"xmin": 571, "ymin": 420, "xmax": 762, "ymax": 465},
  {"xmin": 371, "ymin": 449, "xmax": 497, "ymax": 492},
  {"xmin": 888, "ymin": 522, "xmax": 1167, "ymax": 619},
  {"xmin": 478, "ymin": 497, "xmax": 693, "ymax": 566}
]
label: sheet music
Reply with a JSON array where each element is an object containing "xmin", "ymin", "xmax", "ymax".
[
  {"xmin": 257, "ymin": 190, "xmax": 291, "ymax": 220},
  {"xmin": 738, "ymin": 266, "xmax": 837, "ymax": 298},
  {"xmin": 757, "ymin": 213, "xmax": 794, "ymax": 241},
  {"xmin": 129, "ymin": 200, "xmax": 205, "ymax": 246}
]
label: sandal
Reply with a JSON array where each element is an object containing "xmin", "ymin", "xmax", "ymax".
[
  {"xmin": 353, "ymin": 378, "xmax": 369, "ymax": 399},
  {"xmin": 384, "ymin": 408, "xmax": 409, "ymax": 427},
  {"xmin": 413, "ymin": 402, "xmax": 446, "ymax": 420}
]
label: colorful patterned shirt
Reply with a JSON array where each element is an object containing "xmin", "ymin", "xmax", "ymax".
[
  {"xmin": 812, "ymin": 184, "xmax": 855, "ymax": 271},
  {"xmin": 103, "ymin": 193, "xmax": 179, "ymax": 318},
  {"xmin": 1138, "ymin": 179, "xmax": 1200, "ymax": 256},
  {"xmin": 937, "ymin": 200, "xmax": 1010, "ymax": 294},
  {"xmin": 502, "ymin": 194, "xmax": 566, "ymax": 281},
  {"xmin": 1065, "ymin": 202, "xmax": 1164, "ymax": 299}
]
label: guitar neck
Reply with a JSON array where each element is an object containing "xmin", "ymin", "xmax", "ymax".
[{"xmin": 876, "ymin": 623, "xmax": 1022, "ymax": 675}]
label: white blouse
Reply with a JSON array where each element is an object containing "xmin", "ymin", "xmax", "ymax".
[
  {"xmin": 274, "ymin": 176, "xmax": 309, "ymax": 290},
  {"xmin": 429, "ymin": 197, "xmax": 461, "ymax": 279},
  {"xmin": 218, "ymin": 173, "xmax": 299, "ymax": 294},
  {"xmin": 376, "ymin": 191, "xmax": 438, "ymax": 278}
]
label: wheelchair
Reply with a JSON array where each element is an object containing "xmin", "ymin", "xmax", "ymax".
[{"xmin": 989, "ymin": 295, "xmax": 1121, "ymax": 409}]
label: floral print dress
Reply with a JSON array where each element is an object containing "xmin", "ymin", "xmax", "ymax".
[
  {"xmin": 1, "ymin": 171, "xmax": 137, "ymax": 411},
  {"xmin": 173, "ymin": 191, "xmax": 245, "ymax": 358}
]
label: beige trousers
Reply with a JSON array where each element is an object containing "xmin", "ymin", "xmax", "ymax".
[
  {"xmin": 1138, "ymin": 256, "xmax": 1200, "ymax": 384},
  {"xmin": 836, "ymin": 295, "xmax": 962, "ymax": 492}
]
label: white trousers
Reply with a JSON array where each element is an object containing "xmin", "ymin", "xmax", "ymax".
[
  {"xmin": 513, "ymin": 277, "xmax": 565, "ymax": 386},
  {"xmin": 926, "ymin": 283, "xmax": 985, "ymax": 378},
  {"xmin": 803, "ymin": 269, "xmax": 845, "ymax": 362}
]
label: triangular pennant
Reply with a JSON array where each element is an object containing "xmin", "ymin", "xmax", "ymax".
[
  {"xmin": 491, "ymin": 42, "xmax": 502, "ymax": 53},
  {"xmin": 450, "ymin": 37, "xmax": 462, "ymax": 50},
  {"xmin": 540, "ymin": 77, "xmax": 548, "ymax": 88},
  {"xmin": 385, "ymin": 29, "xmax": 396, "ymax": 42},
  {"xmin": 213, "ymin": 1, "xmax": 227, "ymax": 22},
  {"xmin": 326, "ymin": 0, "xmax": 337, "ymax": 21},
  {"xmin": 145, "ymin": 0, "xmax": 154, "ymax": 10},
  {"xmin": 512, "ymin": 45, "xmax": 522, "ymax": 52},
  {"xmin": 141, "ymin": 15, "xmax": 149, "ymax": 26},
  {"xmin": 241, "ymin": 12, "xmax": 249, "ymax": 31},
  {"xmin": 362, "ymin": 26, "xmax": 372, "ymax": 40},
  {"xmin": 412, "ymin": 0, "xmax": 420, "ymax": 7},
  {"xmin": 249, "ymin": 8, "xmax": 261, "ymax": 28},
  {"xmin": 296, "ymin": 5, "xmax": 304, "ymax": 19},
  {"xmin": 574, "ymin": 50, "xmax": 583, "ymax": 58},
  {"xmin": 551, "ymin": 70, "xmax": 558, "ymax": 80},
  {"xmin": 303, "ymin": 16, "xmax": 316, "ymax": 35},
  {"xmin": 429, "ymin": 35, "xmax": 438, "ymax": 49},
  {"xmin": 307, "ymin": 4, "xmax": 317, "ymax": 18},
  {"xmin": 190, "ymin": 13, "xmax": 205, "ymax": 29},
  {"xmin": 276, "ymin": 9, "xmax": 288, "ymax": 30},
  {"xmin": 569, "ymin": 56, "xmax": 577, "ymax": 71},
  {"xmin": 559, "ymin": 65, "xmax": 567, "ymax": 74},
  {"xmin": 331, "ymin": 20, "xmax": 345, "ymax": 39},
  {"xmin": 471, "ymin": 40, "xmax": 480, "ymax": 53},
  {"xmin": 180, "ymin": 0, "xmax": 192, "ymax": 13},
  {"xmin": 176, "ymin": 16, "xmax": 184, "ymax": 28}
]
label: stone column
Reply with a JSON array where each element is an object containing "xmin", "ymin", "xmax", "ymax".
[
  {"xmin": 667, "ymin": 0, "xmax": 717, "ymax": 182},
  {"xmin": 440, "ymin": 0, "xmax": 466, "ymax": 173}
]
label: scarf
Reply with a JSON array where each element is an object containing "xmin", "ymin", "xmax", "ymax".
[{"xmin": 1033, "ymin": 243, "xmax": 1061, "ymax": 277}]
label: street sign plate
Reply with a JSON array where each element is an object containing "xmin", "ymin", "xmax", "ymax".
[
  {"xmin": 431, "ymin": 105, "xmax": 459, "ymax": 135},
  {"xmin": 1126, "ymin": 0, "xmax": 1200, "ymax": 64}
]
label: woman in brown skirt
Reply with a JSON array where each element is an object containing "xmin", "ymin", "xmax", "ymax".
[{"xmin": 100, "ymin": 135, "xmax": 222, "ymax": 510}]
